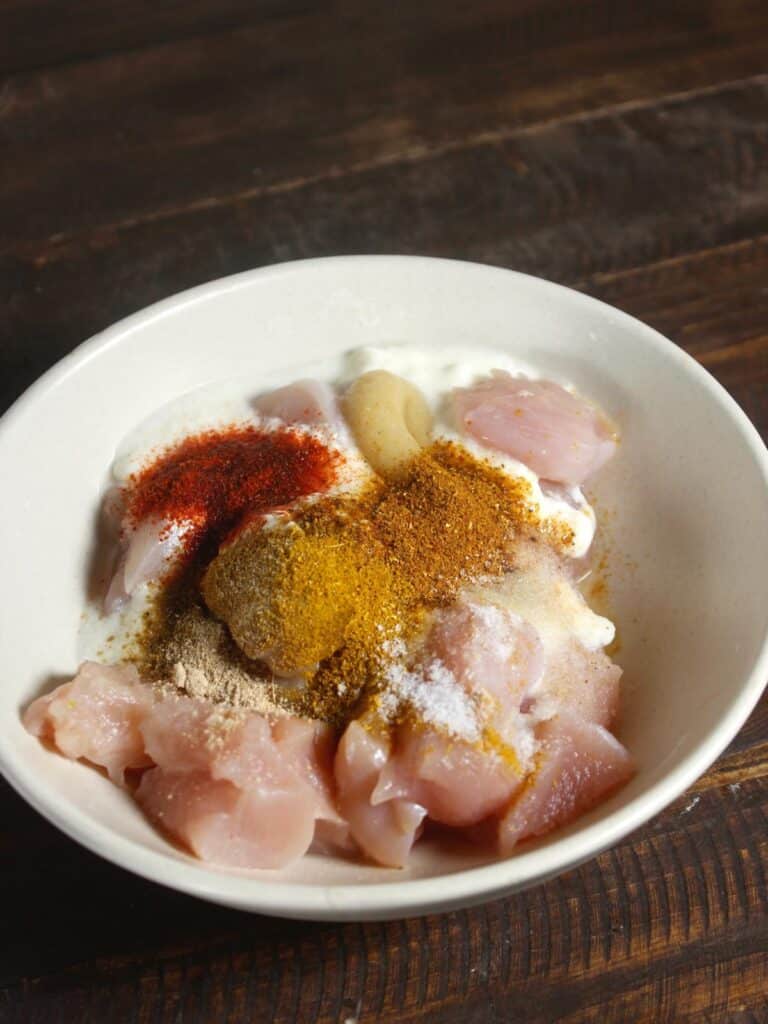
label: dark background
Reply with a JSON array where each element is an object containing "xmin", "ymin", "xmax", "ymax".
[{"xmin": 2, "ymin": 2, "xmax": 768, "ymax": 1021}]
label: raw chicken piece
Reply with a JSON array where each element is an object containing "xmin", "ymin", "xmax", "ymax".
[
  {"xmin": 335, "ymin": 721, "xmax": 426, "ymax": 867},
  {"xmin": 136, "ymin": 767, "xmax": 317, "ymax": 869},
  {"xmin": 537, "ymin": 640, "xmax": 622, "ymax": 728},
  {"xmin": 209, "ymin": 714, "xmax": 278, "ymax": 786},
  {"xmin": 311, "ymin": 818, "xmax": 358, "ymax": 857},
  {"xmin": 368, "ymin": 602, "xmax": 541, "ymax": 827},
  {"xmin": 100, "ymin": 485, "xmax": 126, "ymax": 538},
  {"xmin": 104, "ymin": 517, "xmax": 191, "ymax": 613},
  {"xmin": 272, "ymin": 717, "xmax": 341, "ymax": 824},
  {"xmin": 140, "ymin": 695, "xmax": 223, "ymax": 773},
  {"xmin": 25, "ymin": 661, "xmax": 343, "ymax": 869},
  {"xmin": 454, "ymin": 372, "xmax": 617, "ymax": 485},
  {"xmin": 498, "ymin": 711, "xmax": 634, "ymax": 853},
  {"xmin": 23, "ymin": 661, "xmax": 154, "ymax": 784},
  {"xmin": 372, "ymin": 723, "xmax": 523, "ymax": 827},
  {"xmin": 142, "ymin": 704, "xmax": 340, "ymax": 867},
  {"xmin": 463, "ymin": 540, "xmax": 620, "ymax": 726},
  {"xmin": 290, "ymin": 718, "xmax": 356, "ymax": 856},
  {"xmin": 426, "ymin": 601, "xmax": 545, "ymax": 720},
  {"xmin": 469, "ymin": 538, "xmax": 615, "ymax": 659},
  {"xmin": 254, "ymin": 379, "xmax": 341, "ymax": 430}
]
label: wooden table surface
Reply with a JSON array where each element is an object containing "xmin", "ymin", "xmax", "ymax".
[{"xmin": 2, "ymin": 2, "xmax": 768, "ymax": 1021}]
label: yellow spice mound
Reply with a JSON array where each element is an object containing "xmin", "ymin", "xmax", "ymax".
[{"xmin": 202, "ymin": 506, "xmax": 404, "ymax": 678}]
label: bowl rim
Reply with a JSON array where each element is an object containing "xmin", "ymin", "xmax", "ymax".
[{"xmin": 2, "ymin": 254, "xmax": 767, "ymax": 920}]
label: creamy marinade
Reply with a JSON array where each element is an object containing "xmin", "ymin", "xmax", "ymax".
[{"xmin": 25, "ymin": 345, "xmax": 633, "ymax": 870}]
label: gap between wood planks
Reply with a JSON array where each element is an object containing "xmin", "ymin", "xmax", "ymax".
[
  {"xmin": 576, "ymin": 230, "xmax": 768, "ymax": 360},
  {"xmin": 694, "ymin": 741, "xmax": 768, "ymax": 793},
  {"xmin": 577, "ymin": 231, "xmax": 768, "ymax": 290},
  {"xmin": 695, "ymin": 334, "xmax": 768, "ymax": 369},
  {"xmin": 7, "ymin": 70, "xmax": 768, "ymax": 262}
]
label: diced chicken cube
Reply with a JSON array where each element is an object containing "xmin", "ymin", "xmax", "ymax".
[{"xmin": 454, "ymin": 372, "xmax": 617, "ymax": 485}]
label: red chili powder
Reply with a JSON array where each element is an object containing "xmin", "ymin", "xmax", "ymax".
[{"xmin": 126, "ymin": 425, "xmax": 340, "ymax": 556}]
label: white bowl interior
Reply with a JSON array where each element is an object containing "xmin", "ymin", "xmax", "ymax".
[{"xmin": 1, "ymin": 256, "xmax": 767, "ymax": 919}]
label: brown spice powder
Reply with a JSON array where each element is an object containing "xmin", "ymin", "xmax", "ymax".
[
  {"xmin": 372, "ymin": 441, "xmax": 539, "ymax": 604},
  {"xmin": 141, "ymin": 604, "xmax": 290, "ymax": 715}
]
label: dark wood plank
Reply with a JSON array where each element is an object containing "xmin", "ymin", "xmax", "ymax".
[
  {"xmin": 0, "ymin": 0, "xmax": 316, "ymax": 76},
  {"xmin": 584, "ymin": 235, "xmax": 768, "ymax": 362},
  {"xmin": 583, "ymin": 234, "xmax": 768, "ymax": 433},
  {"xmin": 5, "ymin": 77, "xmax": 768, "ymax": 419},
  {"xmin": 3, "ymin": 1, "xmax": 768, "ymax": 247}
]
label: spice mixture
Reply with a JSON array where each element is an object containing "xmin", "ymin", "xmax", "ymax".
[{"xmin": 134, "ymin": 439, "xmax": 573, "ymax": 728}]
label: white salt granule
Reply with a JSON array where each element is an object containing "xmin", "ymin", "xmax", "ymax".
[
  {"xmin": 461, "ymin": 602, "xmax": 525, "ymax": 664},
  {"xmin": 382, "ymin": 656, "xmax": 480, "ymax": 742}
]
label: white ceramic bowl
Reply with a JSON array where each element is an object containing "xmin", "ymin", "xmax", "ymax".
[{"xmin": 2, "ymin": 256, "xmax": 767, "ymax": 921}]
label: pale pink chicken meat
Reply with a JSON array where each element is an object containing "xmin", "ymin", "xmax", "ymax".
[
  {"xmin": 426, "ymin": 601, "xmax": 545, "ymax": 722},
  {"xmin": 372, "ymin": 723, "xmax": 523, "ymax": 827},
  {"xmin": 536, "ymin": 640, "xmax": 622, "ymax": 729},
  {"xmin": 136, "ymin": 768, "xmax": 317, "ymax": 869},
  {"xmin": 271, "ymin": 716, "xmax": 342, "ymax": 825},
  {"xmin": 253, "ymin": 379, "xmax": 342, "ymax": 430},
  {"xmin": 210, "ymin": 715, "xmax": 280, "ymax": 788},
  {"xmin": 334, "ymin": 721, "xmax": 426, "ymax": 867},
  {"xmin": 283, "ymin": 719, "xmax": 355, "ymax": 857},
  {"xmin": 104, "ymin": 517, "xmax": 191, "ymax": 613},
  {"xmin": 454, "ymin": 372, "xmax": 617, "ymax": 485},
  {"xmin": 24, "ymin": 631, "xmax": 630, "ymax": 866},
  {"xmin": 459, "ymin": 539, "xmax": 622, "ymax": 726},
  {"xmin": 23, "ymin": 661, "xmax": 154, "ymax": 784},
  {"xmin": 25, "ymin": 667, "xmax": 341, "ymax": 868},
  {"xmin": 139, "ymin": 704, "xmax": 341, "ymax": 866},
  {"xmin": 498, "ymin": 711, "xmax": 634, "ymax": 853},
  {"xmin": 140, "ymin": 695, "xmax": 215, "ymax": 773},
  {"xmin": 141, "ymin": 697, "xmax": 324, "ymax": 790}
]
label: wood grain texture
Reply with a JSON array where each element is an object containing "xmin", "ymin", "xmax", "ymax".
[
  {"xmin": 4, "ymin": 0, "xmax": 768, "ymax": 247},
  {"xmin": 5, "ymin": 76, "xmax": 768, "ymax": 415},
  {"xmin": 0, "ymin": 0, "xmax": 317, "ymax": 76},
  {"xmin": 2, "ymin": 1, "xmax": 768, "ymax": 1021}
]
